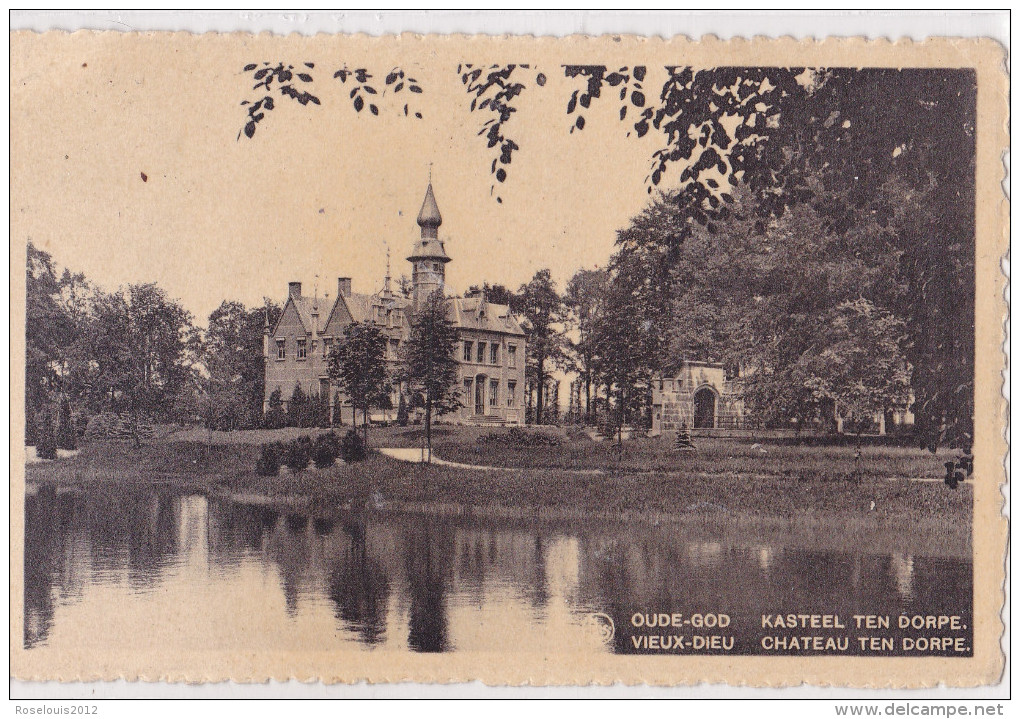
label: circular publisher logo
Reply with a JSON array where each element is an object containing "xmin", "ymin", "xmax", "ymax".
[{"xmin": 587, "ymin": 612, "xmax": 616, "ymax": 644}]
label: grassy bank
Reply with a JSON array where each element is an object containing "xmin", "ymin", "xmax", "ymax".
[
  {"xmin": 25, "ymin": 434, "xmax": 971, "ymax": 555},
  {"xmin": 431, "ymin": 429, "xmax": 951, "ymax": 479},
  {"xmin": 153, "ymin": 424, "xmax": 952, "ymax": 480}
]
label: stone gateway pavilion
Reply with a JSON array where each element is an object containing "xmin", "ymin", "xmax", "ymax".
[{"xmin": 263, "ymin": 182, "xmax": 527, "ymax": 426}]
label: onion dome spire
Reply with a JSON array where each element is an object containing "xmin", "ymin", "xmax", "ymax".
[
  {"xmin": 408, "ymin": 179, "xmax": 450, "ymax": 263},
  {"xmin": 416, "ymin": 182, "xmax": 443, "ymax": 232}
]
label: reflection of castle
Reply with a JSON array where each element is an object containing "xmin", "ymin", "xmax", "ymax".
[{"xmin": 263, "ymin": 181, "xmax": 527, "ymax": 425}]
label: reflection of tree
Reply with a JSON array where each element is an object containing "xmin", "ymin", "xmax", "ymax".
[
  {"xmin": 327, "ymin": 517, "xmax": 390, "ymax": 645},
  {"xmin": 23, "ymin": 484, "xmax": 183, "ymax": 648},
  {"xmin": 125, "ymin": 490, "xmax": 179, "ymax": 588},
  {"xmin": 74, "ymin": 485, "xmax": 179, "ymax": 588},
  {"xmin": 312, "ymin": 517, "xmax": 336, "ymax": 536},
  {"xmin": 207, "ymin": 500, "xmax": 277, "ymax": 564},
  {"xmin": 530, "ymin": 534, "xmax": 549, "ymax": 609},
  {"xmin": 24, "ymin": 485, "xmax": 59, "ymax": 648},
  {"xmin": 264, "ymin": 512, "xmax": 313, "ymax": 616},
  {"xmin": 404, "ymin": 518, "xmax": 455, "ymax": 653}
]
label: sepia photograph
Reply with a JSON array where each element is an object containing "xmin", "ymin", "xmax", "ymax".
[{"xmin": 9, "ymin": 19, "xmax": 1008, "ymax": 696}]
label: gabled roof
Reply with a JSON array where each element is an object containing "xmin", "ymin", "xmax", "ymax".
[
  {"xmin": 271, "ymin": 294, "xmax": 326, "ymax": 336},
  {"xmin": 449, "ymin": 296, "xmax": 526, "ymax": 336},
  {"xmin": 320, "ymin": 291, "xmax": 413, "ymax": 337},
  {"xmin": 274, "ymin": 289, "xmax": 523, "ymax": 338}
]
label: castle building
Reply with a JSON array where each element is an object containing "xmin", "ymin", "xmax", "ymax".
[
  {"xmin": 649, "ymin": 361, "xmax": 745, "ymax": 436},
  {"xmin": 263, "ymin": 182, "xmax": 527, "ymax": 426}
]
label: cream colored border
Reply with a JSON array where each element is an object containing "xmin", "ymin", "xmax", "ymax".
[{"xmin": 8, "ymin": 32, "xmax": 1009, "ymax": 687}]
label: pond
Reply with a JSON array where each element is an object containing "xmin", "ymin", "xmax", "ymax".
[{"xmin": 23, "ymin": 483, "xmax": 972, "ymax": 658}]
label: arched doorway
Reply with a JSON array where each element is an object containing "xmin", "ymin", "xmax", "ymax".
[
  {"xmin": 693, "ymin": 387, "xmax": 717, "ymax": 429},
  {"xmin": 475, "ymin": 374, "xmax": 487, "ymax": 415}
]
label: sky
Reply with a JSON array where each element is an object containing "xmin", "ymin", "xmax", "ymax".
[{"xmin": 12, "ymin": 32, "xmax": 681, "ymax": 324}]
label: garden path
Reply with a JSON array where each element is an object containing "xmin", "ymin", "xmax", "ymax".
[{"xmin": 376, "ymin": 447, "xmax": 605, "ymax": 474}]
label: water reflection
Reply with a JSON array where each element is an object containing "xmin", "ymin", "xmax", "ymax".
[
  {"xmin": 23, "ymin": 484, "xmax": 972, "ymax": 656},
  {"xmin": 327, "ymin": 516, "xmax": 390, "ymax": 645}
]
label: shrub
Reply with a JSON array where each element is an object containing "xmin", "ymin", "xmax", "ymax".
[
  {"xmin": 83, "ymin": 412, "xmax": 116, "ymax": 442},
  {"xmin": 309, "ymin": 393, "xmax": 331, "ymax": 429},
  {"xmin": 396, "ymin": 393, "xmax": 409, "ymax": 426},
  {"xmin": 340, "ymin": 429, "xmax": 367, "ymax": 463},
  {"xmin": 255, "ymin": 443, "xmax": 282, "ymax": 476},
  {"xmin": 311, "ymin": 431, "xmax": 341, "ymax": 469},
  {"xmin": 565, "ymin": 425, "xmax": 590, "ymax": 442},
  {"xmin": 283, "ymin": 437, "xmax": 311, "ymax": 472},
  {"xmin": 264, "ymin": 387, "xmax": 287, "ymax": 429},
  {"xmin": 36, "ymin": 407, "xmax": 57, "ymax": 460},
  {"xmin": 289, "ymin": 383, "xmax": 310, "ymax": 428},
  {"xmin": 56, "ymin": 397, "xmax": 77, "ymax": 450},
  {"xmin": 25, "ymin": 403, "xmax": 38, "ymax": 447},
  {"xmin": 477, "ymin": 427, "xmax": 562, "ymax": 448},
  {"xmin": 264, "ymin": 406, "xmax": 287, "ymax": 430}
]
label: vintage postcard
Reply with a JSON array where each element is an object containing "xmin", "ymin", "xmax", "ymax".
[{"xmin": 10, "ymin": 30, "xmax": 1008, "ymax": 688}]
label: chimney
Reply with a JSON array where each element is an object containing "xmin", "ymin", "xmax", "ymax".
[
  {"xmin": 288, "ymin": 281, "xmax": 302, "ymax": 299},
  {"xmin": 337, "ymin": 277, "xmax": 352, "ymax": 298}
]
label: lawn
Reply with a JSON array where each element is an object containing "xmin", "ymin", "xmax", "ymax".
[
  {"xmin": 133, "ymin": 423, "xmax": 954, "ymax": 480},
  {"xmin": 430, "ymin": 428, "xmax": 952, "ymax": 480},
  {"xmin": 91, "ymin": 424, "xmax": 950, "ymax": 479}
]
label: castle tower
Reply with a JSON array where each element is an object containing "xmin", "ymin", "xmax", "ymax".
[{"xmin": 407, "ymin": 181, "xmax": 450, "ymax": 309}]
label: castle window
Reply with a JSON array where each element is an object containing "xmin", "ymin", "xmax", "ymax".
[
  {"xmin": 476, "ymin": 342, "xmax": 486, "ymax": 363},
  {"xmin": 323, "ymin": 338, "xmax": 333, "ymax": 358},
  {"xmin": 489, "ymin": 379, "xmax": 499, "ymax": 407},
  {"xmin": 276, "ymin": 339, "xmax": 286, "ymax": 360},
  {"xmin": 463, "ymin": 341, "xmax": 473, "ymax": 362},
  {"xmin": 296, "ymin": 339, "xmax": 307, "ymax": 360},
  {"xmin": 508, "ymin": 344, "xmax": 517, "ymax": 368},
  {"xmin": 490, "ymin": 343, "xmax": 499, "ymax": 365},
  {"xmin": 507, "ymin": 380, "xmax": 517, "ymax": 407},
  {"xmin": 389, "ymin": 338, "xmax": 399, "ymax": 359}
]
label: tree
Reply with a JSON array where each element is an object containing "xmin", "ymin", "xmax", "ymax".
[
  {"xmin": 203, "ymin": 299, "xmax": 281, "ymax": 430},
  {"xmin": 396, "ymin": 391, "xmax": 409, "ymax": 426},
  {"xmin": 288, "ymin": 382, "xmax": 310, "ymax": 427},
  {"xmin": 25, "ymin": 243, "xmax": 75, "ymax": 436},
  {"xmin": 563, "ymin": 268, "xmax": 610, "ymax": 423},
  {"xmin": 264, "ymin": 387, "xmax": 286, "ymax": 429},
  {"xmin": 329, "ymin": 321, "xmax": 390, "ymax": 446},
  {"xmin": 84, "ymin": 284, "xmax": 194, "ymax": 445},
  {"xmin": 399, "ymin": 290, "xmax": 462, "ymax": 462},
  {"xmin": 35, "ymin": 406, "xmax": 57, "ymax": 460},
  {"xmin": 588, "ymin": 274, "xmax": 656, "ymax": 446},
  {"xmin": 517, "ymin": 270, "xmax": 567, "ymax": 425},
  {"xmin": 799, "ymin": 299, "xmax": 912, "ymax": 436},
  {"xmin": 56, "ymin": 395, "xmax": 76, "ymax": 450},
  {"xmin": 466, "ymin": 282, "xmax": 519, "ymax": 311}
]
